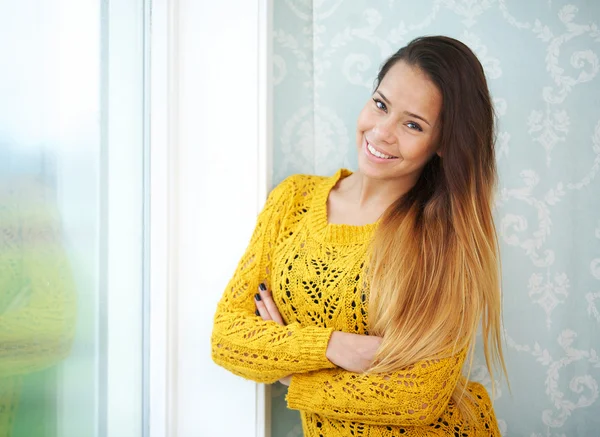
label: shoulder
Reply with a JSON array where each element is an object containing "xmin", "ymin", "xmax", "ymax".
[
  {"xmin": 268, "ymin": 173, "xmax": 329, "ymax": 204},
  {"xmin": 261, "ymin": 173, "xmax": 331, "ymax": 224}
]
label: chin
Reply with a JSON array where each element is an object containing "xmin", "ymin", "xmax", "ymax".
[{"xmin": 356, "ymin": 154, "xmax": 395, "ymax": 180}]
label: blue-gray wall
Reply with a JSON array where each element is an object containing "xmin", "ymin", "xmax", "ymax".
[{"xmin": 272, "ymin": 1, "xmax": 600, "ymax": 435}]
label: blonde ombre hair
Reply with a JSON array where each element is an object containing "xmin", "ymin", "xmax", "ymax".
[{"xmin": 366, "ymin": 36, "xmax": 508, "ymax": 422}]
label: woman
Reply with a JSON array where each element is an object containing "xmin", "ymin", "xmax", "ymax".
[{"xmin": 212, "ymin": 36, "xmax": 507, "ymax": 436}]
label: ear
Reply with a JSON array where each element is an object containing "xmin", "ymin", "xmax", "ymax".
[{"xmin": 433, "ymin": 139, "xmax": 442, "ymax": 158}]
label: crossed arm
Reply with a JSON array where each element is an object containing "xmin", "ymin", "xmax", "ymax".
[{"xmin": 254, "ymin": 283, "xmax": 466, "ymax": 427}]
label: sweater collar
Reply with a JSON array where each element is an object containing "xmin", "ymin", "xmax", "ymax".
[{"xmin": 308, "ymin": 169, "xmax": 379, "ymax": 245}]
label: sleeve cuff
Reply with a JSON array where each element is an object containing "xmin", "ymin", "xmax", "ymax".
[{"xmin": 297, "ymin": 326, "xmax": 337, "ymax": 371}]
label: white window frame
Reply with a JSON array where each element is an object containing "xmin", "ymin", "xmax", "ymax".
[
  {"xmin": 56, "ymin": 1, "xmax": 147, "ymax": 436},
  {"xmin": 147, "ymin": 0, "xmax": 174, "ymax": 436},
  {"xmin": 148, "ymin": 1, "xmax": 273, "ymax": 436}
]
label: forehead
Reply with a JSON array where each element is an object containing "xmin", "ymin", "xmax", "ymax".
[{"xmin": 378, "ymin": 61, "xmax": 442, "ymax": 120}]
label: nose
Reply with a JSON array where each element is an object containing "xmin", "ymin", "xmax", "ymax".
[{"xmin": 372, "ymin": 117, "xmax": 396, "ymax": 145}]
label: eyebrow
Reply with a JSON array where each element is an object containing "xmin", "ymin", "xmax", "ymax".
[{"xmin": 375, "ymin": 90, "xmax": 432, "ymax": 127}]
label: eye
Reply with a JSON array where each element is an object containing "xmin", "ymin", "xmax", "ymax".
[
  {"xmin": 372, "ymin": 98, "xmax": 387, "ymax": 113},
  {"xmin": 406, "ymin": 121, "xmax": 423, "ymax": 132}
]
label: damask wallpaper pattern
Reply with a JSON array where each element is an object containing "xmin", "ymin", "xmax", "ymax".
[{"xmin": 271, "ymin": 1, "xmax": 600, "ymax": 436}]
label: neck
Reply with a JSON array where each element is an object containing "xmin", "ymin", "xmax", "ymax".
[{"xmin": 344, "ymin": 170, "xmax": 417, "ymax": 210}]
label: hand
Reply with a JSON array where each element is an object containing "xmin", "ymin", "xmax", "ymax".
[
  {"xmin": 254, "ymin": 282, "xmax": 285, "ymax": 325},
  {"xmin": 254, "ymin": 282, "xmax": 291, "ymax": 385},
  {"xmin": 278, "ymin": 375, "xmax": 292, "ymax": 386},
  {"xmin": 325, "ymin": 331, "xmax": 383, "ymax": 373}
]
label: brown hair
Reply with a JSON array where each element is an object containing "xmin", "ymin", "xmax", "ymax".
[{"xmin": 367, "ymin": 36, "xmax": 508, "ymax": 421}]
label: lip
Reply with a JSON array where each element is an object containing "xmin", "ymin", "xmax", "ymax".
[{"xmin": 364, "ymin": 139, "xmax": 399, "ymax": 161}]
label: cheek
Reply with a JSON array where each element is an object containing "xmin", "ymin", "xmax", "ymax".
[
  {"xmin": 399, "ymin": 135, "xmax": 437, "ymax": 162},
  {"xmin": 356, "ymin": 106, "xmax": 371, "ymax": 135}
]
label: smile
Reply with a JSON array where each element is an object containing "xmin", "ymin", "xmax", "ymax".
[{"xmin": 366, "ymin": 141, "xmax": 398, "ymax": 160}]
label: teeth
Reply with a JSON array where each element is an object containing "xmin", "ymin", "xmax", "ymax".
[{"xmin": 367, "ymin": 143, "xmax": 395, "ymax": 159}]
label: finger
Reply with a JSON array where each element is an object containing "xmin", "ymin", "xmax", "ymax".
[
  {"xmin": 278, "ymin": 375, "xmax": 292, "ymax": 386},
  {"xmin": 255, "ymin": 293, "xmax": 272, "ymax": 321},
  {"xmin": 258, "ymin": 283, "xmax": 285, "ymax": 326}
]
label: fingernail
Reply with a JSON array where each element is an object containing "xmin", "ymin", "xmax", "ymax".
[
  {"xmin": 255, "ymin": 309, "xmax": 260, "ymax": 316},
  {"xmin": 259, "ymin": 283, "xmax": 267, "ymax": 291},
  {"xmin": 254, "ymin": 293, "xmax": 261, "ymax": 301}
]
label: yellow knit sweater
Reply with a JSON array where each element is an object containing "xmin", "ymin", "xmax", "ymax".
[{"xmin": 211, "ymin": 169, "xmax": 501, "ymax": 436}]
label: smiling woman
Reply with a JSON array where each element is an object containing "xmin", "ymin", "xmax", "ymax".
[{"xmin": 211, "ymin": 35, "xmax": 505, "ymax": 436}]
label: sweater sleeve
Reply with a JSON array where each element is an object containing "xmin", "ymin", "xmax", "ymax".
[
  {"xmin": 0, "ymin": 183, "xmax": 77, "ymax": 376},
  {"xmin": 286, "ymin": 347, "xmax": 467, "ymax": 426},
  {"xmin": 211, "ymin": 175, "xmax": 336, "ymax": 383}
]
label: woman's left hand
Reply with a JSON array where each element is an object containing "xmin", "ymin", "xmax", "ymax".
[
  {"xmin": 254, "ymin": 282, "xmax": 292, "ymax": 386},
  {"xmin": 254, "ymin": 282, "xmax": 285, "ymax": 325}
]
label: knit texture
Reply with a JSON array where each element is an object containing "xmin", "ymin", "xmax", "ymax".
[
  {"xmin": 211, "ymin": 169, "xmax": 501, "ymax": 436},
  {"xmin": 0, "ymin": 178, "xmax": 76, "ymax": 437}
]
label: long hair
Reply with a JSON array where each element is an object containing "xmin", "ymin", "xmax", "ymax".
[{"xmin": 366, "ymin": 36, "xmax": 507, "ymax": 421}]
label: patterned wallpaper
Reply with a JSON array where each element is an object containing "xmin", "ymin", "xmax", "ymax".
[{"xmin": 271, "ymin": 0, "xmax": 600, "ymax": 436}]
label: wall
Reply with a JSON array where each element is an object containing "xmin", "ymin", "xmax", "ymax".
[{"xmin": 271, "ymin": 1, "xmax": 600, "ymax": 436}]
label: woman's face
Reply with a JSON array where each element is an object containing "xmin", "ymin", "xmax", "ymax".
[{"xmin": 356, "ymin": 61, "xmax": 442, "ymax": 183}]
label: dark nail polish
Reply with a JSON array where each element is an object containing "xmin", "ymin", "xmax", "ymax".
[
  {"xmin": 259, "ymin": 283, "xmax": 267, "ymax": 291},
  {"xmin": 254, "ymin": 293, "xmax": 261, "ymax": 301},
  {"xmin": 255, "ymin": 309, "xmax": 260, "ymax": 316}
]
